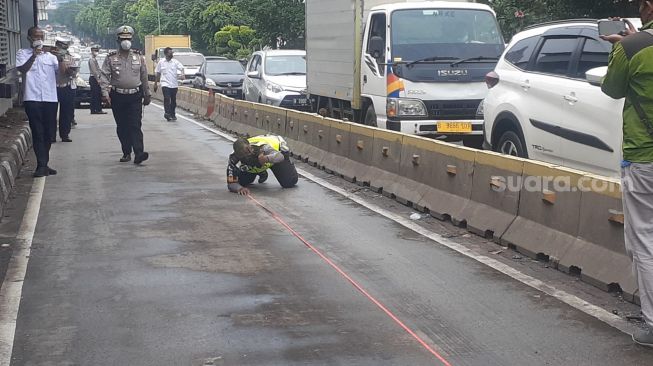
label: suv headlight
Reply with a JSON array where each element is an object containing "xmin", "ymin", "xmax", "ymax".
[
  {"xmin": 205, "ymin": 78, "xmax": 216, "ymax": 86},
  {"xmin": 387, "ymin": 98, "xmax": 427, "ymax": 117},
  {"xmin": 266, "ymin": 81, "xmax": 284, "ymax": 94}
]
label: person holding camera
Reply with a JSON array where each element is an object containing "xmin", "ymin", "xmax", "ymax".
[{"xmin": 601, "ymin": 0, "xmax": 653, "ymax": 348}]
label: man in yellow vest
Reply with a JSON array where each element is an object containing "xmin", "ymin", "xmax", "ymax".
[{"xmin": 227, "ymin": 135, "xmax": 298, "ymax": 195}]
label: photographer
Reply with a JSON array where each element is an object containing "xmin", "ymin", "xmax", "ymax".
[{"xmin": 601, "ymin": 0, "xmax": 653, "ymax": 347}]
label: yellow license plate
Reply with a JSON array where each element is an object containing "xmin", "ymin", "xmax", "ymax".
[{"xmin": 437, "ymin": 122, "xmax": 473, "ymax": 133}]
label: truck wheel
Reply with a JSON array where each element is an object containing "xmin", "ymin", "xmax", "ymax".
[
  {"xmin": 364, "ymin": 105, "xmax": 377, "ymax": 127},
  {"xmin": 495, "ymin": 130, "xmax": 527, "ymax": 158},
  {"xmin": 462, "ymin": 136, "xmax": 484, "ymax": 149}
]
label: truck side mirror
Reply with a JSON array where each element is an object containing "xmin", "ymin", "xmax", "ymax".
[
  {"xmin": 369, "ymin": 36, "xmax": 385, "ymax": 59},
  {"xmin": 586, "ymin": 66, "xmax": 607, "ymax": 87},
  {"xmin": 247, "ymin": 71, "xmax": 260, "ymax": 79}
]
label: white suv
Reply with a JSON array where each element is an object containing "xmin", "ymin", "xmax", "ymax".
[
  {"xmin": 243, "ymin": 50, "xmax": 310, "ymax": 110},
  {"xmin": 483, "ymin": 20, "xmax": 637, "ymax": 178}
]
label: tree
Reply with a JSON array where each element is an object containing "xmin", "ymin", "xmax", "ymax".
[
  {"xmin": 235, "ymin": 0, "xmax": 305, "ymax": 49},
  {"xmin": 214, "ymin": 25, "xmax": 260, "ymax": 59}
]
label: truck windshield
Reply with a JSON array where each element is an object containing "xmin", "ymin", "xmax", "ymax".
[
  {"xmin": 175, "ymin": 54, "xmax": 205, "ymax": 67},
  {"xmin": 391, "ymin": 8, "xmax": 504, "ymax": 81},
  {"xmin": 265, "ymin": 55, "xmax": 306, "ymax": 76}
]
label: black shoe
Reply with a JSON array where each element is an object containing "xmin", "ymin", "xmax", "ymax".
[
  {"xmin": 164, "ymin": 114, "xmax": 171, "ymax": 121},
  {"xmin": 120, "ymin": 154, "xmax": 131, "ymax": 163},
  {"xmin": 33, "ymin": 167, "xmax": 48, "ymax": 178},
  {"xmin": 258, "ymin": 171, "xmax": 268, "ymax": 184},
  {"xmin": 61, "ymin": 137, "xmax": 72, "ymax": 142},
  {"xmin": 47, "ymin": 167, "xmax": 57, "ymax": 175},
  {"xmin": 134, "ymin": 152, "xmax": 149, "ymax": 165},
  {"xmin": 171, "ymin": 116, "xmax": 177, "ymax": 121}
]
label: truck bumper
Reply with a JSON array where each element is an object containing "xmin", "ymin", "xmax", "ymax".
[{"xmin": 386, "ymin": 119, "xmax": 484, "ymax": 137}]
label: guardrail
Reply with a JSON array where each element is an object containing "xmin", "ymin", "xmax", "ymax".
[{"xmin": 151, "ymin": 85, "xmax": 636, "ymax": 303}]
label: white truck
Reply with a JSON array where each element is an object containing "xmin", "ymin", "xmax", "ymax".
[{"xmin": 305, "ymin": 0, "xmax": 504, "ymax": 147}]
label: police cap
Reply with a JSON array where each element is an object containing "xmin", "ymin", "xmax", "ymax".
[
  {"xmin": 90, "ymin": 44, "xmax": 101, "ymax": 51},
  {"xmin": 55, "ymin": 37, "xmax": 71, "ymax": 45},
  {"xmin": 116, "ymin": 25, "xmax": 135, "ymax": 39}
]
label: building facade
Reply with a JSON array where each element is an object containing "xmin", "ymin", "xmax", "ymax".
[{"xmin": 0, "ymin": 0, "xmax": 43, "ymax": 116}]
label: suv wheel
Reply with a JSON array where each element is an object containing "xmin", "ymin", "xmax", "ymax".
[
  {"xmin": 364, "ymin": 105, "xmax": 377, "ymax": 127},
  {"xmin": 496, "ymin": 131, "xmax": 527, "ymax": 158}
]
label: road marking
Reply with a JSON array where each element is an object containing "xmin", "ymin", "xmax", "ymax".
[
  {"xmin": 0, "ymin": 177, "xmax": 45, "ymax": 366},
  {"xmin": 164, "ymin": 102, "xmax": 635, "ymax": 335}
]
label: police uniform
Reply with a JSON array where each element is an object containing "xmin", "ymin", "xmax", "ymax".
[
  {"xmin": 100, "ymin": 25, "xmax": 151, "ymax": 164},
  {"xmin": 227, "ymin": 135, "xmax": 298, "ymax": 192},
  {"xmin": 88, "ymin": 45, "xmax": 105, "ymax": 114},
  {"xmin": 54, "ymin": 38, "xmax": 75, "ymax": 142}
]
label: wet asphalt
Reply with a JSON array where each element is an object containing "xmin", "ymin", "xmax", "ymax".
[{"xmin": 7, "ymin": 105, "xmax": 653, "ymax": 365}]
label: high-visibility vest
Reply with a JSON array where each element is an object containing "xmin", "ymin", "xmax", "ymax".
[{"xmin": 245, "ymin": 135, "xmax": 288, "ymax": 174}]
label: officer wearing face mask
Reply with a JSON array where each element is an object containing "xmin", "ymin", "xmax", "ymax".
[
  {"xmin": 100, "ymin": 25, "xmax": 151, "ymax": 165},
  {"xmin": 53, "ymin": 37, "xmax": 75, "ymax": 143}
]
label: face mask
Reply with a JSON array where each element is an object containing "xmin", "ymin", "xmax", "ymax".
[
  {"xmin": 31, "ymin": 40, "xmax": 43, "ymax": 49},
  {"xmin": 120, "ymin": 40, "xmax": 132, "ymax": 50}
]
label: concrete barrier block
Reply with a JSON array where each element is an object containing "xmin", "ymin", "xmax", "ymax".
[
  {"xmin": 560, "ymin": 176, "xmax": 636, "ymax": 300},
  {"xmin": 368, "ymin": 130, "xmax": 403, "ymax": 196},
  {"xmin": 289, "ymin": 111, "xmax": 329, "ymax": 166},
  {"xmin": 345, "ymin": 124, "xmax": 374, "ymax": 185},
  {"xmin": 501, "ymin": 163, "xmax": 584, "ymax": 265},
  {"xmin": 322, "ymin": 121, "xmax": 366, "ymax": 179},
  {"xmin": 405, "ymin": 138, "xmax": 476, "ymax": 222},
  {"xmin": 460, "ymin": 151, "xmax": 525, "ymax": 240}
]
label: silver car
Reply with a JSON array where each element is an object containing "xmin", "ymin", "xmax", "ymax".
[{"xmin": 243, "ymin": 50, "xmax": 309, "ymax": 110}]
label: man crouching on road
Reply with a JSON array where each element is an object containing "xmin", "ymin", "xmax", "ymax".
[
  {"xmin": 601, "ymin": 0, "xmax": 653, "ymax": 348},
  {"xmin": 227, "ymin": 135, "xmax": 298, "ymax": 195}
]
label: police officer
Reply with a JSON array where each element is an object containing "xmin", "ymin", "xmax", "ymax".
[
  {"xmin": 100, "ymin": 26, "xmax": 151, "ymax": 164},
  {"xmin": 227, "ymin": 135, "xmax": 298, "ymax": 195},
  {"xmin": 88, "ymin": 45, "xmax": 106, "ymax": 114},
  {"xmin": 54, "ymin": 37, "xmax": 75, "ymax": 143}
]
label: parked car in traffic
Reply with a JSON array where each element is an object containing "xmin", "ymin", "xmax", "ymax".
[
  {"xmin": 244, "ymin": 50, "xmax": 309, "ymax": 110},
  {"xmin": 174, "ymin": 52, "xmax": 206, "ymax": 84},
  {"xmin": 193, "ymin": 57, "xmax": 245, "ymax": 99},
  {"xmin": 483, "ymin": 19, "xmax": 640, "ymax": 178}
]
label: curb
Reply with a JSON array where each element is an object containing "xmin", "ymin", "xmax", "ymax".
[{"xmin": 0, "ymin": 125, "xmax": 32, "ymax": 219}]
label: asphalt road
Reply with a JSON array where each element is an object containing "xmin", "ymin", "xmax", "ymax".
[{"xmin": 5, "ymin": 105, "xmax": 653, "ymax": 365}]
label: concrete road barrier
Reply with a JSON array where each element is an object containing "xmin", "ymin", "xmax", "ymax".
[
  {"xmin": 171, "ymin": 85, "xmax": 638, "ymax": 303},
  {"xmin": 460, "ymin": 151, "xmax": 525, "ymax": 240}
]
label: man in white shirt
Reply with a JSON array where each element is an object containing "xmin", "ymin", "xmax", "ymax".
[
  {"xmin": 17, "ymin": 26, "xmax": 67, "ymax": 177},
  {"xmin": 153, "ymin": 47, "xmax": 184, "ymax": 121}
]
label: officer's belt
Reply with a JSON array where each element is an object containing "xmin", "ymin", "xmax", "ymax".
[
  {"xmin": 57, "ymin": 82, "xmax": 71, "ymax": 88},
  {"xmin": 112, "ymin": 87, "xmax": 140, "ymax": 95}
]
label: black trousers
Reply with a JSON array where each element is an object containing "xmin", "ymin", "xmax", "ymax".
[
  {"xmin": 56, "ymin": 86, "xmax": 74, "ymax": 139},
  {"xmin": 237, "ymin": 154, "xmax": 299, "ymax": 188},
  {"xmin": 90, "ymin": 76, "xmax": 103, "ymax": 113},
  {"xmin": 162, "ymin": 87, "xmax": 178, "ymax": 117},
  {"xmin": 24, "ymin": 101, "xmax": 57, "ymax": 168},
  {"xmin": 110, "ymin": 91, "xmax": 145, "ymax": 156}
]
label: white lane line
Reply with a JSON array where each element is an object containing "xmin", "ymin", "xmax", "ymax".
[
  {"xmin": 0, "ymin": 177, "xmax": 46, "ymax": 366},
  {"xmin": 162, "ymin": 102, "xmax": 635, "ymax": 335}
]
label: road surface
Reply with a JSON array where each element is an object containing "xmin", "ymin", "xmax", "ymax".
[{"xmin": 2, "ymin": 104, "xmax": 652, "ymax": 365}]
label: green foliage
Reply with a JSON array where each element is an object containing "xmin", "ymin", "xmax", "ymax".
[
  {"xmin": 481, "ymin": 0, "xmax": 640, "ymax": 40},
  {"xmin": 214, "ymin": 25, "xmax": 260, "ymax": 59}
]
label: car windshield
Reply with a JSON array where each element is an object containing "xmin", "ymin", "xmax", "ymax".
[
  {"xmin": 391, "ymin": 9, "xmax": 504, "ymax": 62},
  {"xmin": 175, "ymin": 55, "xmax": 205, "ymax": 67},
  {"xmin": 207, "ymin": 61, "xmax": 244, "ymax": 75},
  {"xmin": 265, "ymin": 55, "xmax": 306, "ymax": 76}
]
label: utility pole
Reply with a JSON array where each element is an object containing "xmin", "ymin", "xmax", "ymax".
[{"xmin": 156, "ymin": 0, "xmax": 162, "ymax": 35}]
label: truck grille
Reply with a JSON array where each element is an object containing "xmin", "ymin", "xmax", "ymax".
[{"xmin": 424, "ymin": 100, "xmax": 482, "ymax": 120}]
